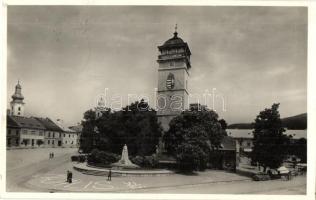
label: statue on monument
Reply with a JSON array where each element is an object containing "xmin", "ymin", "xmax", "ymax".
[{"xmin": 111, "ymin": 144, "xmax": 139, "ymax": 169}]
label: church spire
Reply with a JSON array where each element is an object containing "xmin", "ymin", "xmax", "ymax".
[
  {"xmin": 173, "ymin": 24, "xmax": 178, "ymax": 38},
  {"xmin": 12, "ymin": 80, "xmax": 24, "ymax": 101},
  {"xmin": 10, "ymin": 80, "xmax": 25, "ymax": 116}
]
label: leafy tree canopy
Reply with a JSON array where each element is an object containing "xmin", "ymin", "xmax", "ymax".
[
  {"xmin": 80, "ymin": 99, "xmax": 162, "ymax": 156},
  {"xmin": 163, "ymin": 109, "xmax": 226, "ymax": 171},
  {"xmin": 251, "ymin": 103, "xmax": 290, "ymax": 171}
]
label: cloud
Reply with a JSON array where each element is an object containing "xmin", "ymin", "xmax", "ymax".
[{"xmin": 7, "ymin": 6, "xmax": 307, "ymax": 125}]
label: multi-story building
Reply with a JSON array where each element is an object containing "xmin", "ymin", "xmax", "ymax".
[
  {"xmin": 7, "ymin": 115, "xmax": 45, "ymax": 148},
  {"xmin": 35, "ymin": 117, "xmax": 63, "ymax": 147},
  {"xmin": 54, "ymin": 119, "xmax": 79, "ymax": 148},
  {"xmin": 7, "ymin": 81, "xmax": 46, "ymax": 148},
  {"xmin": 6, "ymin": 81, "xmax": 79, "ymax": 149},
  {"xmin": 69, "ymin": 124, "xmax": 82, "ymax": 147}
]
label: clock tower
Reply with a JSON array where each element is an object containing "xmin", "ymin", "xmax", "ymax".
[{"xmin": 157, "ymin": 27, "xmax": 191, "ymax": 131}]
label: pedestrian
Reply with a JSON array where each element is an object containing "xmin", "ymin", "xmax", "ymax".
[
  {"xmin": 107, "ymin": 168, "xmax": 112, "ymax": 181},
  {"xmin": 66, "ymin": 170, "xmax": 70, "ymax": 183},
  {"xmin": 52, "ymin": 152, "xmax": 54, "ymax": 158},
  {"xmin": 69, "ymin": 171, "xmax": 73, "ymax": 183},
  {"xmin": 49, "ymin": 152, "xmax": 52, "ymax": 159}
]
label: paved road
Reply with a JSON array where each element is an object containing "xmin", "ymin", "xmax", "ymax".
[
  {"xmin": 131, "ymin": 176, "xmax": 306, "ymax": 194},
  {"xmin": 6, "ymin": 149, "xmax": 307, "ymax": 194},
  {"xmin": 6, "ymin": 149, "xmax": 77, "ymax": 192}
]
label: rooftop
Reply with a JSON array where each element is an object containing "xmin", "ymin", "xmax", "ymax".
[
  {"xmin": 227, "ymin": 129, "xmax": 307, "ymax": 139},
  {"xmin": 7, "ymin": 115, "xmax": 45, "ymax": 130},
  {"xmin": 34, "ymin": 117, "xmax": 63, "ymax": 132}
]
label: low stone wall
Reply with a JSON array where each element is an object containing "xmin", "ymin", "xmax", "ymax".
[{"xmin": 73, "ymin": 163, "xmax": 175, "ymax": 177}]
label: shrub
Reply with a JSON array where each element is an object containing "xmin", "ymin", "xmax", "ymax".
[
  {"xmin": 130, "ymin": 155, "xmax": 158, "ymax": 168},
  {"xmin": 88, "ymin": 149, "xmax": 119, "ymax": 165},
  {"xmin": 131, "ymin": 156, "xmax": 144, "ymax": 166},
  {"xmin": 143, "ymin": 155, "xmax": 158, "ymax": 168},
  {"xmin": 71, "ymin": 155, "xmax": 86, "ymax": 162}
]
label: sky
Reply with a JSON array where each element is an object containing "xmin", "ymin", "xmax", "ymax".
[{"xmin": 7, "ymin": 6, "xmax": 307, "ymax": 126}]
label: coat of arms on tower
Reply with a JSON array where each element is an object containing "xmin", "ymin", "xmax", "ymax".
[{"xmin": 166, "ymin": 73, "xmax": 175, "ymax": 90}]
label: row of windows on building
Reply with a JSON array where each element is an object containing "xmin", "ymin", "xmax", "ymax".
[
  {"xmin": 8, "ymin": 130, "xmax": 76, "ymax": 138},
  {"xmin": 47, "ymin": 140, "xmax": 74, "ymax": 145}
]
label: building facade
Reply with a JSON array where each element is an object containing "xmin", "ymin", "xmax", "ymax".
[
  {"xmin": 7, "ymin": 81, "xmax": 79, "ymax": 149},
  {"xmin": 157, "ymin": 29, "xmax": 192, "ymax": 131},
  {"xmin": 61, "ymin": 129, "xmax": 78, "ymax": 148},
  {"xmin": 69, "ymin": 124, "xmax": 82, "ymax": 147},
  {"xmin": 35, "ymin": 117, "xmax": 63, "ymax": 147},
  {"xmin": 54, "ymin": 119, "xmax": 79, "ymax": 148},
  {"xmin": 7, "ymin": 115, "xmax": 45, "ymax": 148}
]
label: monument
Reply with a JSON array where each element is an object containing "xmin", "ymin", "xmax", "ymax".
[{"xmin": 111, "ymin": 144, "xmax": 140, "ymax": 169}]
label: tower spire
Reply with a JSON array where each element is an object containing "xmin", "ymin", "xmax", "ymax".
[
  {"xmin": 173, "ymin": 23, "xmax": 178, "ymax": 38},
  {"xmin": 10, "ymin": 81, "xmax": 25, "ymax": 116}
]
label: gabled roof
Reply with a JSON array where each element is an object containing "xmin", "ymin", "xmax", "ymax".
[
  {"xmin": 52, "ymin": 119, "xmax": 76, "ymax": 133},
  {"xmin": 7, "ymin": 115, "xmax": 45, "ymax": 130},
  {"xmin": 34, "ymin": 117, "xmax": 63, "ymax": 132},
  {"xmin": 7, "ymin": 115, "xmax": 20, "ymax": 128}
]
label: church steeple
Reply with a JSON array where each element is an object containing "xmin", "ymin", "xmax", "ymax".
[
  {"xmin": 12, "ymin": 80, "xmax": 24, "ymax": 102},
  {"xmin": 10, "ymin": 80, "xmax": 25, "ymax": 116}
]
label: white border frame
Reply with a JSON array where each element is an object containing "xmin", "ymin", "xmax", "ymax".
[{"xmin": 1, "ymin": 1, "xmax": 315, "ymax": 200}]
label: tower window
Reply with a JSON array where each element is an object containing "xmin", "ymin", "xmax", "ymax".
[
  {"xmin": 18, "ymin": 112, "xmax": 20, "ymax": 115},
  {"xmin": 18, "ymin": 107, "xmax": 21, "ymax": 111}
]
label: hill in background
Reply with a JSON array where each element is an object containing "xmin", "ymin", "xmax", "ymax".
[{"xmin": 227, "ymin": 113, "xmax": 307, "ymax": 130}]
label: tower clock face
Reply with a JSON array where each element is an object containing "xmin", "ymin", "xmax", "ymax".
[{"xmin": 166, "ymin": 73, "xmax": 175, "ymax": 90}]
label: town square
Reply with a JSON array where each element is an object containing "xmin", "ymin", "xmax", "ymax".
[{"xmin": 3, "ymin": 4, "xmax": 311, "ymax": 198}]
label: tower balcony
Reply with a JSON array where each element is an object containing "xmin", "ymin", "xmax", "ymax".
[{"xmin": 157, "ymin": 53, "xmax": 189, "ymax": 61}]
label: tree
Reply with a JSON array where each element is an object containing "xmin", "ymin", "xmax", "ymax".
[
  {"xmin": 36, "ymin": 140, "xmax": 44, "ymax": 147},
  {"xmin": 163, "ymin": 109, "xmax": 225, "ymax": 171},
  {"xmin": 219, "ymin": 119, "xmax": 227, "ymax": 130},
  {"xmin": 79, "ymin": 100, "xmax": 163, "ymax": 156},
  {"xmin": 251, "ymin": 103, "xmax": 290, "ymax": 171},
  {"xmin": 80, "ymin": 109, "xmax": 100, "ymax": 153}
]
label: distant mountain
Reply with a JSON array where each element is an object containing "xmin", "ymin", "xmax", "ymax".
[
  {"xmin": 282, "ymin": 113, "xmax": 307, "ymax": 130},
  {"xmin": 227, "ymin": 123, "xmax": 253, "ymax": 129},
  {"xmin": 227, "ymin": 113, "xmax": 307, "ymax": 130}
]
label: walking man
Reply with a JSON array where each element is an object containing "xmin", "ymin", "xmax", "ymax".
[{"xmin": 107, "ymin": 168, "xmax": 112, "ymax": 181}]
